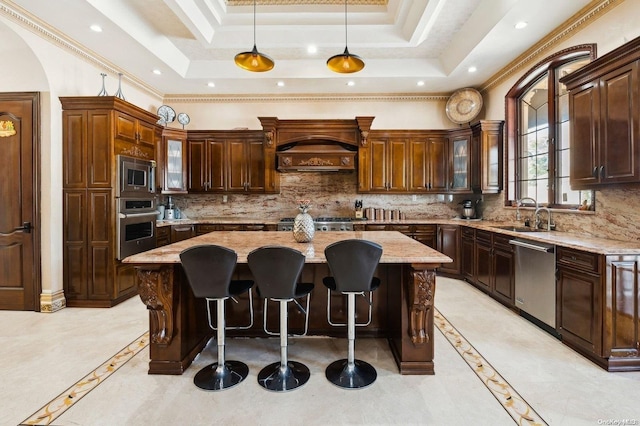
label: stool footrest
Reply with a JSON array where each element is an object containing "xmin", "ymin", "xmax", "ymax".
[
  {"xmin": 193, "ymin": 361, "xmax": 249, "ymax": 391},
  {"xmin": 257, "ymin": 361, "xmax": 310, "ymax": 392},
  {"xmin": 325, "ymin": 358, "xmax": 377, "ymax": 389}
]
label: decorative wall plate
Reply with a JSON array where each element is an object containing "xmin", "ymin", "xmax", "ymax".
[
  {"xmin": 157, "ymin": 105, "xmax": 176, "ymax": 123},
  {"xmin": 177, "ymin": 113, "xmax": 190, "ymax": 127},
  {"xmin": 445, "ymin": 88, "xmax": 483, "ymax": 124}
]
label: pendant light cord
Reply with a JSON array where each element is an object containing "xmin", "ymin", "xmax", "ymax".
[
  {"xmin": 344, "ymin": 0, "xmax": 348, "ymax": 49},
  {"xmin": 253, "ymin": 0, "xmax": 257, "ymax": 47}
]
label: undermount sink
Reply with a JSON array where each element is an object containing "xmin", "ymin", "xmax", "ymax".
[{"xmin": 491, "ymin": 225, "xmax": 542, "ymax": 232}]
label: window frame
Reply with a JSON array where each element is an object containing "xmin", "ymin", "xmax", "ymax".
[{"xmin": 505, "ymin": 44, "xmax": 597, "ymax": 208}]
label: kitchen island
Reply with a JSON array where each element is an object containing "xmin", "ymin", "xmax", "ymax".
[{"xmin": 123, "ymin": 230, "xmax": 452, "ymax": 375}]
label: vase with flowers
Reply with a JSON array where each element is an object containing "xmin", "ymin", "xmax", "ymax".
[{"xmin": 293, "ymin": 199, "xmax": 315, "ymax": 242}]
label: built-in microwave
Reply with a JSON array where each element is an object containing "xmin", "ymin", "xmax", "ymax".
[{"xmin": 117, "ymin": 155, "xmax": 156, "ymax": 197}]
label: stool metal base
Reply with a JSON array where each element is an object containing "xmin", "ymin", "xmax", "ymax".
[
  {"xmin": 325, "ymin": 359, "xmax": 377, "ymax": 389},
  {"xmin": 194, "ymin": 361, "xmax": 249, "ymax": 391},
  {"xmin": 257, "ymin": 361, "xmax": 310, "ymax": 392}
]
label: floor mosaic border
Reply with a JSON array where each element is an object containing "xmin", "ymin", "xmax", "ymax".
[
  {"xmin": 20, "ymin": 312, "xmax": 547, "ymax": 425},
  {"xmin": 20, "ymin": 332, "xmax": 150, "ymax": 426},
  {"xmin": 434, "ymin": 309, "xmax": 548, "ymax": 426}
]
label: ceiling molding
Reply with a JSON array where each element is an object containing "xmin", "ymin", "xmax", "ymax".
[
  {"xmin": 481, "ymin": 0, "xmax": 621, "ymax": 93},
  {"xmin": 164, "ymin": 93, "xmax": 449, "ymax": 103}
]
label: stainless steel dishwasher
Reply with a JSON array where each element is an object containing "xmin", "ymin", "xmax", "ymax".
[{"xmin": 510, "ymin": 238, "xmax": 556, "ymax": 331}]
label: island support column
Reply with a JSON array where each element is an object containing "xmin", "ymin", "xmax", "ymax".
[
  {"xmin": 136, "ymin": 264, "xmax": 210, "ymax": 374},
  {"xmin": 387, "ymin": 263, "xmax": 439, "ymax": 375}
]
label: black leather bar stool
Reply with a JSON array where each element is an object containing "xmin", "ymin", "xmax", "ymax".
[
  {"xmin": 323, "ymin": 239, "xmax": 383, "ymax": 389},
  {"xmin": 180, "ymin": 245, "xmax": 254, "ymax": 391},
  {"xmin": 247, "ymin": 246, "xmax": 314, "ymax": 392}
]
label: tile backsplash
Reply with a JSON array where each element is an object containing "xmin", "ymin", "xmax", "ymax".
[{"xmin": 169, "ymin": 172, "xmax": 462, "ymax": 220}]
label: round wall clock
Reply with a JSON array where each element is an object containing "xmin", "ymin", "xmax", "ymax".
[{"xmin": 445, "ymin": 88, "xmax": 483, "ymax": 124}]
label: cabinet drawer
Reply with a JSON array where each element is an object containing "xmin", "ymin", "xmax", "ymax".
[
  {"xmin": 388, "ymin": 225, "xmax": 412, "ymax": 233},
  {"xmin": 196, "ymin": 224, "xmax": 217, "ymax": 235},
  {"xmin": 244, "ymin": 224, "xmax": 265, "ymax": 231},
  {"xmin": 366, "ymin": 225, "xmax": 388, "ymax": 231},
  {"xmin": 218, "ymin": 224, "xmax": 244, "ymax": 231},
  {"xmin": 461, "ymin": 227, "xmax": 475, "ymax": 239},
  {"xmin": 156, "ymin": 226, "xmax": 170, "ymax": 238},
  {"xmin": 493, "ymin": 234, "xmax": 513, "ymax": 250},
  {"xmin": 476, "ymin": 230, "xmax": 492, "ymax": 243},
  {"xmin": 557, "ymin": 247, "xmax": 601, "ymax": 274}
]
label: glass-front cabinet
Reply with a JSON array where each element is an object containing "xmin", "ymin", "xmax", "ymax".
[
  {"xmin": 449, "ymin": 129, "xmax": 472, "ymax": 193},
  {"xmin": 160, "ymin": 128, "xmax": 187, "ymax": 193}
]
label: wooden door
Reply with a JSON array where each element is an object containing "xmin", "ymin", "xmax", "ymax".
[
  {"xmin": 227, "ymin": 139, "xmax": 247, "ymax": 192},
  {"xmin": 569, "ymin": 81, "xmax": 600, "ymax": 187},
  {"xmin": 428, "ymin": 137, "xmax": 448, "ymax": 192},
  {"xmin": 387, "ymin": 139, "xmax": 408, "ymax": 191},
  {"xmin": 437, "ymin": 225, "xmax": 460, "ymax": 275},
  {"xmin": 493, "ymin": 247, "xmax": 515, "ymax": 305},
  {"xmin": 0, "ymin": 93, "xmax": 39, "ymax": 310},
  {"xmin": 245, "ymin": 139, "xmax": 265, "ymax": 192},
  {"xmin": 369, "ymin": 138, "xmax": 388, "ymax": 191},
  {"xmin": 409, "ymin": 139, "xmax": 428, "ymax": 192}
]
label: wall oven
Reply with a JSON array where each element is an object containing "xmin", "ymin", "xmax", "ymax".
[
  {"xmin": 117, "ymin": 155, "xmax": 156, "ymax": 197},
  {"xmin": 116, "ymin": 197, "xmax": 158, "ymax": 260}
]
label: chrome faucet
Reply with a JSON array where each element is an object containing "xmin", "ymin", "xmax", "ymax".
[
  {"xmin": 516, "ymin": 197, "xmax": 538, "ymax": 222},
  {"xmin": 534, "ymin": 206, "xmax": 554, "ymax": 231}
]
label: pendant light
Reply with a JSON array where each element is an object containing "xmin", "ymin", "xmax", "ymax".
[
  {"xmin": 234, "ymin": 0, "xmax": 274, "ymax": 72},
  {"xmin": 327, "ymin": 0, "xmax": 364, "ymax": 73}
]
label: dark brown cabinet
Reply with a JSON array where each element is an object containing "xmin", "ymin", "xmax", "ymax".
[
  {"xmin": 409, "ymin": 136, "xmax": 449, "ymax": 192},
  {"xmin": 364, "ymin": 224, "xmax": 437, "ymax": 248},
  {"xmin": 170, "ymin": 224, "xmax": 196, "ymax": 242},
  {"xmin": 61, "ymin": 96, "xmax": 158, "ymax": 307},
  {"xmin": 437, "ymin": 225, "xmax": 460, "ymax": 275},
  {"xmin": 469, "ymin": 230, "xmax": 515, "ymax": 307},
  {"xmin": 562, "ymin": 36, "xmax": 640, "ymax": 189},
  {"xmin": 471, "ymin": 121, "xmax": 503, "ymax": 193},
  {"xmin": 449, "ymin": 130, "xmax": 472, "ymax": 193},
  {"xmin": 158, "ymin": 128, "xmax": 188, "ymax": 194},
  {"xmin": 187, "ymin": 131, "xmax": 276, "ymax": 193},
  {"xmin": 461, "ymin": 227, "xmax": 475, "ymax": 280},
  {"xmin": 156, "ymin": 226, "xmax": 170, "ymax": 247},
  {"xmin": 364, "ymin": 137, "xmax": 408, "ymax": 192}
]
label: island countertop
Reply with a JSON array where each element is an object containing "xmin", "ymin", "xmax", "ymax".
[{"xmin": 123, "ymin": 230, "xmax": 453, "ymax": 265}]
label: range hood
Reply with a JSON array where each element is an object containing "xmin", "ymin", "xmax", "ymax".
[
  {"xmin": 258, "ymin": 117, "xmax": 375, "ymax": 173},
  {"xmin": 276, "ymin": 141, "xmax": 356, "ymax": 172}
]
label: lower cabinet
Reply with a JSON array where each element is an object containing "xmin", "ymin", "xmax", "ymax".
[
  {"xmin": 170, "ymin": 224, "xmax": 196, "ymax": 242},
  {"xmin": 470, "ymin": 230, "xmax": 515, "ymax": 307},
  {"xmin": 365, "ymin": 224, "xmax": 437, "ymax": 248},
  {"xmin": 461, "ymin": 227, "xmax": 475, "ymax": 281},
  {"xmin": 156, "ymin": 226, "xmax": 170, "ymax": 247},
  {"xmin": 437, "ymin": 224, "xmax": 460, "ymax": 275}
]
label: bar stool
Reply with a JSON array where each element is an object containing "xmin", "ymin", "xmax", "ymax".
[
  {"xmin": 179, "ymin": 245, "xmax": 254, "ymax": 391},
  {"xmin": 247, "ymin": 246, "xmax": 314, "ymax": 392},
  {"xmin": 323, "ymin": 239, "xmax": 383, "ymax": 389}
]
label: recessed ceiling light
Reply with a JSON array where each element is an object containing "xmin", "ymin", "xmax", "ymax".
[
  {"xmin": 468, "ymin": 66, "xmax": 477, "ymax": 73},
  {"xmin": 307, "ymin": 45, "xmax": 318, "ymax": 54},
  {"xmin": 207, "ymin": 82, "xmax": 215, "ymax": 87},
  {"xmin": 90, "ymin": 24, "xmax": 102, "ymax": 33},
  {"xmin": 277, "ymin": 81, "xmax": 285, "ymax": 87},
  {"xmin": 152, "ymin": 69, "xmax": 162, "ymax": 75},
  {"xmin": 417, "ymin": 81, "xmax": 425, "ymax": 86},
  {"xmin": 347, "ymin": 81, "xmax": 355, "ymax": 86},
  {"xmin": 515, "ymin": 21, "xmax": 528, "ymax": 29}
]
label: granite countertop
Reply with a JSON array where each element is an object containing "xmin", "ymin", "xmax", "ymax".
[
  {"xmin": 156, "ymin": 216, "xmax": 640, "ymax": 256},
  {"xmin": 123, "ymin": 230, "xmax": 453, "ymax": 265}
]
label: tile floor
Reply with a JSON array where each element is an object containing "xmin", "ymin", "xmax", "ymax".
[{"xmin": 3, "ymin": 278, "xmax": 639, "ymax": 426}]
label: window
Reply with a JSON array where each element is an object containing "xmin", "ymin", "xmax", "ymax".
[{"xmin": 506, "ymin": 45, "xmax": 596, "ymax": 209}]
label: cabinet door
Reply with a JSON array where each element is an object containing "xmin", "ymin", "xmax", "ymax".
[
  {"xmin": 409, "ymin": 139, "xmax": 428, "ymax": 192},
  {"xmin": 570, "ymin": 81, "xmax": 600, "ymax": 187},
  {"xmin": 493, "ymin": 247, "xmax": 514, "ymax": 306},
  {"xmin": 461, "ymin": 232, "xmax": 475, "ymax": 280},
  {"xmin": 115, "ymin": 111, "xmax": 137, "ymax": 144},
  {"xmin": 227, "ymin": 140, "xmax": 247, "ymax": 192},
  {"xmin": 428, "ymin": 137, "xmax": 448, "ymax": 192},
  {"xmin": 599, "ymin": 62, "xmax": 640, "ymax": 184},
  {"xmin": 605, "ymin": 257, "xmax": 640, "ymax": 358},
  {"xmin": 137, "ymin": 120, "xmax": 156, "ymax": 148},
  {"xmin": 450, "ymin": 135, "xmax": 471, "ymax": 192},
  {"xmin": 207, "ymin": 140, "xmax": 226, "ymax": 192},
  {"xmin": 163, "ymin": 135, "xmax": 187, "ymax": 193},
  {"xmin": 187, "ymin": 140, "xmax": 207, "ymax": 192},
  {"xmin": 557, "ymin": 266, "xmax": 603, "ymax": 356},
  {"xmin": 387, "ymin": 139, "xmax": 408, "ymax": 191},
  {"xmin": 437, "ymin": 225, "xmax": 460, "ymax": 275},
  {"xmin": 475, "ymin": 242, "xmax": 492, "ymax": 292},
  {"xmin": 369, "ymin": 139, "xmax": 388, "ymax": 191},
  {"xmin": 246, "ymin": 139, "xmax": 266, "ymax": 192}
]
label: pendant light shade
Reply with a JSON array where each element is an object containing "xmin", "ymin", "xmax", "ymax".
[
  {"xmin": 235, "ymin": 0, "xmax": 274, "ymax": 72},
  {"xmin": 327, "ymin": 0, "xmax": 364, "ymax": 73}
]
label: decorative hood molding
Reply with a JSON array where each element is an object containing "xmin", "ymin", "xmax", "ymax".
[{"xmin": 258, "ymin": 116, "xmax": 374, "ymax": 172}]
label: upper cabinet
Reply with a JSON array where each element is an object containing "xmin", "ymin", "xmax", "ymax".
[
  {"xmin": 449, "ymin": 129, "xmax": 473, "ymax": 193},
  {"xmin": 114, "ymin": 110, "xmax": 156, "ymax": 149},
  {"xmin": 186, "ymin": 130, "xmax": 278, "ymax": 194},
  {"xmin": 562, "ymin": 36, "xmax": 640, "ymax": 189},
  {"xmin": 365, "ymin": 136, "xmax": 409, "ymax": 192},
  {"xmin": 158, "ymin": 128, "xmax": 188, "ymax": 194},
  {"xmin": 471, "ymin": 121, "xmax": 504, "ymax": 194}
]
